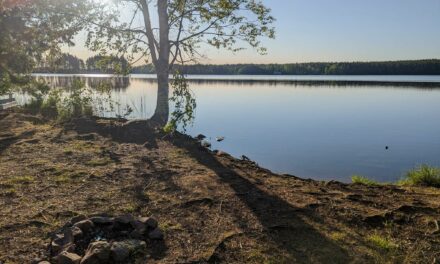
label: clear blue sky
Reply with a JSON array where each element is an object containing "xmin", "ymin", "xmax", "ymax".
[{"xmin": 66, "ymin": 0, "xmax": 440, "ymax": 64}]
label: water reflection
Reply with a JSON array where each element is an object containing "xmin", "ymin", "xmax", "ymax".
[
  {"xmin": 28, "ymin": 75, "xmax": 440, "ymax": 182},
  {"xmin": 36, "ymin": 75, "xmax": 131, "ymax": 91}
]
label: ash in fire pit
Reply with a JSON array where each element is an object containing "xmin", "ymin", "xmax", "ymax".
[{"xmin": 43, "ymin": 214, "xmax": 164, "ymax": 264}]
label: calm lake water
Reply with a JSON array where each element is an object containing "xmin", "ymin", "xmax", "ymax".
[{"xmin": 29, "ymin": 74, "xmax": 440, "ymax": 183}]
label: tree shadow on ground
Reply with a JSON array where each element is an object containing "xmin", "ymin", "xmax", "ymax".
[
  {"xmin": 0, "ymin": 130, "xmax": 36, "ymax": 154},
  {"xmin": 67, "ymin": 118, "xmax": 159, "ymax": 148},
  {"xmin": 169, "ymin": 135, "xmax": 351, "ymax": 263}
]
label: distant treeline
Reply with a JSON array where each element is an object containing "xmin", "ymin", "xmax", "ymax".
[
  {"xmin": 36, "ymin": 55, "xmax": 440, "ymax": 75},
  {"xmin": 133, "ymin": 60, "xmax": 440, "ymax": 75},
  {"xmin": 36, "ymin": 55, "xmax": 129, "ymax": 74}
]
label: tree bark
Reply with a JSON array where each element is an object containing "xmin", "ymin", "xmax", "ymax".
[
  {"xmin": 150, "ymin": 69, "xmax": 169, "ymax": 125},
  {"xmin": 150, "ymin": 0, "xmax": 170, "ymax": 126}
]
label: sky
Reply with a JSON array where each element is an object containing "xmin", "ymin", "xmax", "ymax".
[{"xmin": 64, "ymin": 0, "xmax": 440, "ymax": 64}]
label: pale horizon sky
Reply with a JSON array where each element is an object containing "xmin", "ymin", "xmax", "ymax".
[{"xmin": 64, "ymin": 0, "xmax": 440, "ymax": 64}]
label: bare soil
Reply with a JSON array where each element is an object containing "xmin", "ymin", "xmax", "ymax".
[{"xmin": 1, "ymin": 109, "xmax": 440, "ymax": 263}]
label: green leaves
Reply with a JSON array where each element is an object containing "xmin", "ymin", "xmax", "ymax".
[
  {"xmin": 168, "ymin": 0, "xmax": 276, "ymax": 60},
  {"xmin": 0, "ymin": 0, "xmax": 94, "ymax": 91},
  {"xmin": 165, "ymin": 71, "xmax": 197, "ymax": 133}
]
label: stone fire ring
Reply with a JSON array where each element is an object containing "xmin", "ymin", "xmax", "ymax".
[{"xmin": 40, "ymin": 214, "xmax": 164, "ymax": 264}]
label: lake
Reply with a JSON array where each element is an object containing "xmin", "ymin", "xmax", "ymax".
[{"xmin": 29, "ymin": 74, "xmax": 440, "ymax": 183}]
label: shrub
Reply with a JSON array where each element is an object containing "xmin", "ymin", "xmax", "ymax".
[
  {"xmin": 40, "ymin": 90, "xmax": 61, "ymax": 118},
  {"xmin": 399, "ymin": 165, "xmax": 440, "ymax": 188},
  {"xmin": 351, "ymin": 175, "xmax": 381, "ymax": 186},
  {"xmin": 25, "ymin": 78, "xmax": 132, "ymax": 122},
  {"xmin": 23, "ymin": 81, "xmax": 50, "ymax": 114}
]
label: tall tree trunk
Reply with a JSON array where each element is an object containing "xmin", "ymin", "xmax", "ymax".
[
  {"xmin": 151, "ymin": 68, "xmax": 169, "ymax": 125},
  {"xmin": 150, "ymin": 0, "xmax": 170, "ymax": 126}
]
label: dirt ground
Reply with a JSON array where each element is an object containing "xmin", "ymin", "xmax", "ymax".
[{"xmin": 1, "ymin": 109, "xmax": 440, "ymax": 263}]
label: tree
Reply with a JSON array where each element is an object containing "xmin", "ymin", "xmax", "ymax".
[
  {"xmin": 0, "ymin": 0, "xmax": 91, "ymax": 95},
  {"xmin": 85, "ymin": 0, "xmax": 275, "ymax": 126},
  {"xmin": 40, "ymin": 53, "xmax": 85, "ymax": 73},
  {"xmin": 86, "ymin": 55, "xmax": 129, "ymax": 74}
]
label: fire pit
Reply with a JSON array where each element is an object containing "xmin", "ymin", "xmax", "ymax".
[{"xmin": 41, "ymin": 214, "xmax": 164, "ymax": 264}]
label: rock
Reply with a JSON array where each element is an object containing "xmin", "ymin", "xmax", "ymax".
[
  {"xmin": 148, "ymin": 228, "xmax": 164, "ymax": 240},
  {"xmin": 216, "ymin": 151, "xmax": 230, "ymax": 157},
  {"xmin": 57, "ymin": 251, "xmax": 82, "ymax": 264},
  {"xmin": 70, "ymin": 215, "xmax": 87, "ymax": 226},
  {"xmin": 64, "ymin": 243, "xmax": 76, "ymax": 253},
  {"xmin": 80, "ymin": 241, "xmax": 111, "ymax": 264},
  {"xmin": 201, "ymin": 140, "xmax": 211, "ymax": 148},
  {"xmin": 129, "ymin": 229, "xmax": 144, "ymax": 239},
  {"xmin": 241, "ymin": 155, "xmax": 251, "ymax": 161},
  {"xmin": 73, "ymin": 220, "xmax": 94, "ymax": 233},
  {"xmin": 115, "ymin": 215, "xmax": 135, "ymax": 225},
  {"xmin": 51, "ymin": 232, "xmax": 73, "ymax": 255},
  {"xmin": 139, "ymin": 217, "xmax": 158, "ymax": 229},
  {"xmin": 110, "ymin": 243, "xmax": 130, "ymax": 262},
  {"xmin": 51, "ymin": 240, "xmax": 63, "ymax": 255},
  {"xmin": 216, "ymin": 136, "xmax": 225, "ymax": 142},
  {"xmin": 38, "ymin": 261, "xmax": 51, "ymax": 264},
  {"xmin": 195, "ymin": 134, "xmax": 206, "ymax": 140},
  {"xmin": 89, "ymin": 216, "xmax": 114, "ymax": 226},
  {"xmin": 71, "ymin": 226, "xmax": 83, "ymax": 241},
  {"xmin": 111, "ymin": 240, "xmax": 147, "ymax": 262},
  {"xmin": 130, "ymin": 220, "xmax": 146, "ymax": 231},
  {"xmin": 129, "ymin": 220, "xmax": 147, "ymax": 239},
  {"xmin": 113, "ymin": 215, "xmax": 134, "ymax": 231},
  {"xmin": 62, "ymin": 229, "xmax": 74, "ymax": 246}
]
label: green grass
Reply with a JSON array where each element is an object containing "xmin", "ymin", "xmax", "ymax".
[
  {"xmin": 1, "ymin": 188, "xmax": 17, "ymax": 196},
  {"xmin": 399, "ymin": 165, "xmax": 440, "ymax": 188},
  {"xmin": 8, "ymin": 176, "xmax": 35, "ymax": 184},
  {"xmin": 122, "ymin": 202, "xmax": 138, "ymax": 213},
  {"xmin": 63, "ymin": 149, "xmax": 74, "ymax": 155},
  {"xmin": 351, "ymin": 175, "xmax": 381, "ymax": 186},
  {"xmin": 329, "ymin": 232, "xmax": 347, "ymax": 242},
  {"xmin": 54, "ymin": 174, "xmax": 71, "ymax": 184},
  {"xmin": 367, "ymin": 234, "xmax": 398, "ymax": 251}
]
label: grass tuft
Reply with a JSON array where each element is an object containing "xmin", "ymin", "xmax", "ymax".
[
  {"xmin": 367, "ymin": 234, "xmax": 398, "ymax": 251},
  {"xmin": 2, "ymin": 188, "xmax": 17, "ymax": 196},
  {"xmin": 351, "ymin": 175, "xmax": 381, "ymax": 186},
  {"xmin": 329, "ymin": 232, "xmax": 347, "ymax": 242},
  {"xmin": 54, "ymin": 174, "xmax": 71, "ymax": 184},
  {"xmin": 9, "ymin": 176, "xmax": 35, "ymax": 184},
  {"xmin": 399, "ymin": 165, "xmax": 440, "ymax": 188}
]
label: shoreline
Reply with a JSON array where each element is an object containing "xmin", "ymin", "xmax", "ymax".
[{"xmin": 32, "ymin": 73, "xmax": 440, "ymax": 86}]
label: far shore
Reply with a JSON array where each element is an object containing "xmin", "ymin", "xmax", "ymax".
[{"xmin": 32, "ymin": 73, "xmax": 440, "ymax": 87}]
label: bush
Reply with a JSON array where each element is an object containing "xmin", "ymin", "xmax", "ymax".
[
  {"xmin": 351, "ymin": 175, "xmax": 381, "ymax": 186},
  {"xmin": 57, "ymin": 79, "xmax": 94, "ymax": 122},
  {"xmin": 399, "ymin": 165, "xmax": 440, "ymax": 188},
  {"xmin": 24, "ymin": 78, "xmax": 133, "ymax": 122},
  {"xmin": 40, "ymin": 90, "xmax": 61, "ymax": 118}
]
